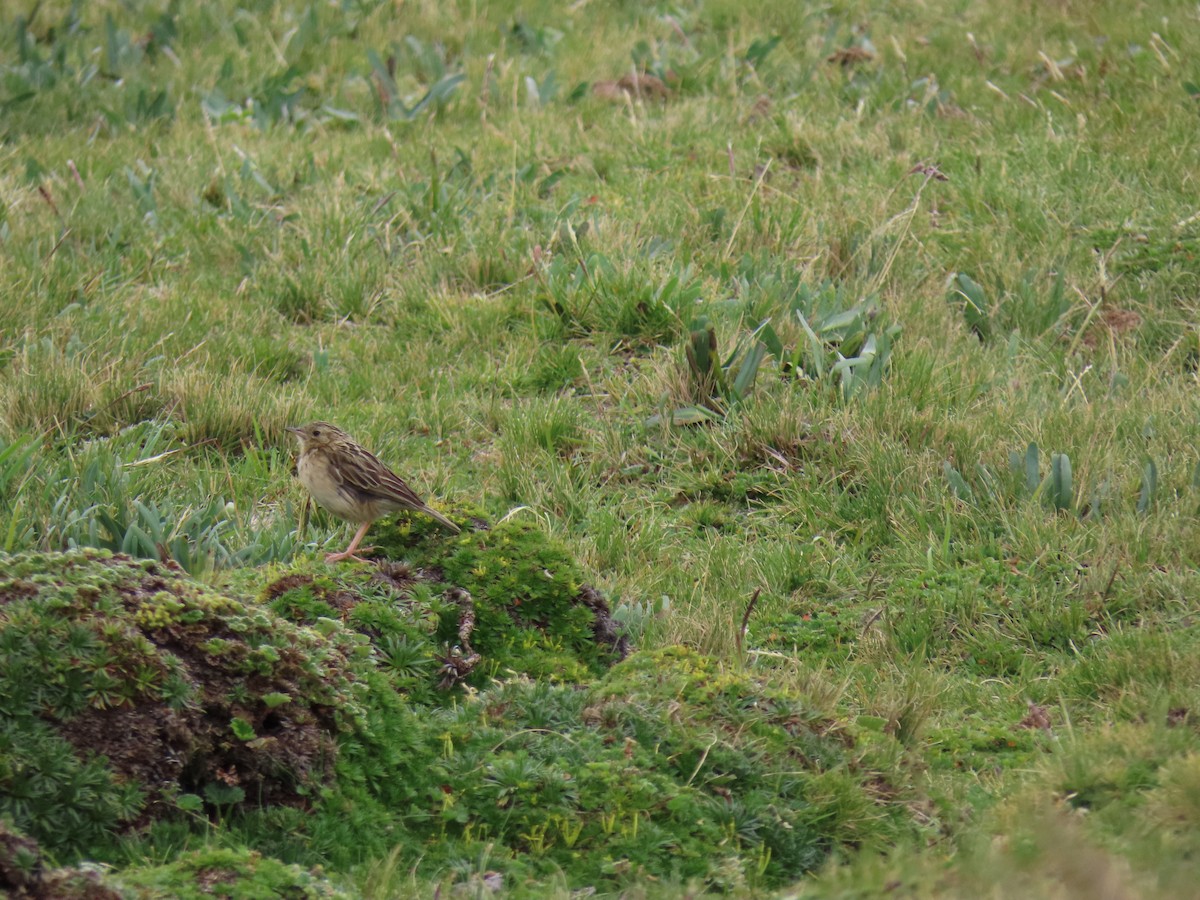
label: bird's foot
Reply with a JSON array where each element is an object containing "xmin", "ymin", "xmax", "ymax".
[{"xmin": 325, "ymin": 545, "xmax": 376, "ymax": 564}]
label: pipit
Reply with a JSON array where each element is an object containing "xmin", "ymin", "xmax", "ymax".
[{"xmin": 286, "ymin": 422, "xmax": 460, "ymax": 563}]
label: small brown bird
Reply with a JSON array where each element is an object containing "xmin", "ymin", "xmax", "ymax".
[{"xmin": 286, "ymin": 422, "xmax": 460, "ymax": 563}]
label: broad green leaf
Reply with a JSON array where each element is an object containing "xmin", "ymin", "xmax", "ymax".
[
  {"xmin": 230, "ymin": 717, "xmax": 256, "ymax": 741},
  {"xmin": 944, "ymin": 462, "xmax": 973, "ymax": 500},
  {"xmin": 1024, "ymin": 443, "xmax": 1040, "ymax": 494},
  {"xmin": 686, "ymin": 318, "xmax": 716, "ymax": 376},
  {"xmin": 1137, "ymin": 458, "xmax": 1158, "ymax": 515},
  {"xmin": 1048, "ymin": 452, "xmax": 1073, "ymax": 511},
  {"xmin": 670, "ymin": 406, "xmax": 717, "ymax": 426},
  {"xmin": 949, "ymin": 272, "xmax": 991, "ymax": 341},
  {"xmin": 794, "ymin": 309, "xmax": 826, "ymax": 378},
  {"xmin": 644, "ymin": 406, "xmax": 717, "ymax": 428},
  {"xmin": 730, "ymin": 342, "xmax": 767, "ymax": 401},
  {"xmin": 757, "ymin": 321, "xmax": 785, "ymax": 360},
  {"xmin": 818, "ymin": 305, "xmax": 867, "ymax": 335}
]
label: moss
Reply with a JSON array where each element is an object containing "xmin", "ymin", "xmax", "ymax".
[
  {"xmin": 262, "ymin": 511, "xmax": 628, "ymax": 701},
  {"xmin": 262, "ymin": 565, "xmax": 446, "ymax": 704},
  {"xmin": 374, "ymin": 511, "xmax": 627, "ymax": 684},
  {"xmin": 925, "ymin": 718, "xmax": 1044, "ymax": 773},
  {"xmin": 0, "ymin": 549, "xmax": 370, "ymax": 857},
  {"xmin": 114, "ymin": 847, "xmax": 356, "ymax": 899},
  {"xmin": 755, "ymin": 602, "xmax": 861, "ymax": 663},
  {"xmin": 327, "ymin": 647, "xmax": 918, "ymax": 891}
]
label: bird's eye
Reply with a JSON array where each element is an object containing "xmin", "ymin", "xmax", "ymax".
[{"xmin": 312, "ymin": 429, "xmax": 321, "ymax": 437}]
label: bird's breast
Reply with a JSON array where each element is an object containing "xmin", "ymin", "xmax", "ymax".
[{"xmin": 297, "ymin": 452, "xmax": 376, "ymax": 522}]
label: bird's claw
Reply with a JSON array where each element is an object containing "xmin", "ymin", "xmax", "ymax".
[{"xmin": 325, "ymin": 546, "xmax": 376, "ymax": 564}]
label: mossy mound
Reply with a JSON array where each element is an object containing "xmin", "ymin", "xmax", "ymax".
[
  {"xmin": 0, "ymin": 549, "xmax": 372, "ymax": 857},
  {"xmin": 114, "ymin": 847, "xmax": 356, "ymax": 899},
  {"xmin": 265, "ymin": 512, "xmax": 628, "ymax": 699},
  {"xmin": 230, "ymin": 647, "xmax": 915, "ymax": 893},
  {"xmin": 259, "ymin": 562, "xmax": 449, "ymax": 705},
  {"xmin": 0, "ymin": 820, "xmax": 352, "ymax": 900},
  {"xmin": 392, "ymin": 646, "xmax": 914, "ymax": 892},
  {"xmin": 0, "ymin": 530, "xmax": 632, "ymax": 866}
]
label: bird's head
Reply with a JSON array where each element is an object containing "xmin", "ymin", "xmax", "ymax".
[{"xmin": 286, "ymin": 422, "xmax": 346, "ymax": 451}]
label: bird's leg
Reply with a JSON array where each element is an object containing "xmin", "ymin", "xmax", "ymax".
[{"xmin": 326, "ymin": 521, "xmax": 376, "ymax": 563}]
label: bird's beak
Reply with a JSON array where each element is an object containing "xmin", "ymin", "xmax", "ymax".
[{"xmin": 285, "ymin": 426, "xmax": 303, "ymax": 437}]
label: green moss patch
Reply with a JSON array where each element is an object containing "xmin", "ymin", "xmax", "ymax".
[
  {"xmin": 313, "ymin": 647, "xmax": 918, "ymax": 892},
  {"xmin": 0, "ymin": 549, "xmax": 370, "ymax": 856},
  {"xmin": 368, "ymin": 512, "xmax": 629, "ymax": 684},
  {"xmin": 114, "ymin": 847, "xmax": 355, "ymax": 899}
]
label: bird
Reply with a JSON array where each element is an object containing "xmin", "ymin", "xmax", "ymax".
[{"xmin": 286, "ymin": 422, "xmax": 460, "ymax": 563}]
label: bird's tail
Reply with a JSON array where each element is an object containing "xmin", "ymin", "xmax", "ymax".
[{"xmin": 423, "ymin": 506, "xmax": 461, "ymax": 534}]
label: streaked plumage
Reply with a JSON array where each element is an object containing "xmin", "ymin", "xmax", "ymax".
[{"xmin": 286, "ymin": 422, "xmax": 459, "ymax": 563}]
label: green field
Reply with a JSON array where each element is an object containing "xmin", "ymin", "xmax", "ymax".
[{"xmin": 2, "ymin": 0, "xmax": 1200, "ymax": 896}]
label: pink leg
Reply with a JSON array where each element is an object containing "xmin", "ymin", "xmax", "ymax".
[{"xmin": 326, "ymin": 521, "xmax": 375, "ymax": 563}]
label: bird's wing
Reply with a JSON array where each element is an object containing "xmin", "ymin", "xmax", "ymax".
[{"xmin": 334, "ymin": 445, "xmax": 428, "ymax": 510}]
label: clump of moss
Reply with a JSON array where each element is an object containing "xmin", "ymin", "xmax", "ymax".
[
  {"xmin": 113, "ymin": 847, "xmax": 356, "ymax": 899},
  {"xmin": 0, "ymin": 549, "xmax": 372, "ymax": 856},
  {"xmin": 350, "ymin": 647, "xmax": 919, "ymax": 892},
  {"xmin": 261, "ymin": 564, "xmax": 445, "ymax": 705},
  {"xmin": 360, "ymin": 511, "xmax": 629, "ymax": 686},
  {"xmin": 755, "ymin": 602, "xmax": 861, "ymax": 663},
  {"xmin": 188, "ymin": 645, "xmax": 916, "ymax": 892},
  {"xmin": 925, "ymin": 717, "xmax": 1045, "ymax": 773}
]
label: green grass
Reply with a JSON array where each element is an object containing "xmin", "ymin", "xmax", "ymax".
[{"xmin": 3, "ymin": 0, "xmax": 1200, "ymax": 895}]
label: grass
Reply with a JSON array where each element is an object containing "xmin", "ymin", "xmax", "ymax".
[{"xmin": 2, "ymin": 0, "xmax": 1200, "ymax": 895}]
